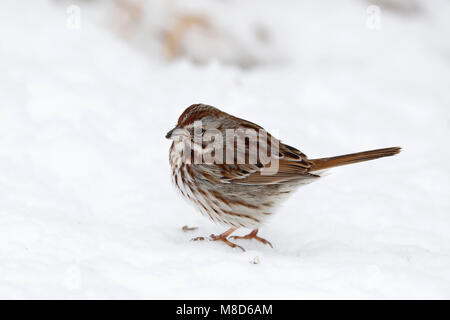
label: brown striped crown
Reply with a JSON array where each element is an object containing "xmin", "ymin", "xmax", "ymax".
[{"xmin": 177, "ymin": 104, "xmax": 225, "ymax": 127}]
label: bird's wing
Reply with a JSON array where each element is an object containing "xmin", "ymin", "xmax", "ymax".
[
  {"xmin": 197, "ymin": 127, "xmax": 318, "ymax": 185},
  {"xmin": 223, "ymin": 142, "xmax": 318, "ymax": 185}
]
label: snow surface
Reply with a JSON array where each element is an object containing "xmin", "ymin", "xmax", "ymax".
[{"xmin": 1, "ymin": 0, "xmax": 450, "ymax": 299}]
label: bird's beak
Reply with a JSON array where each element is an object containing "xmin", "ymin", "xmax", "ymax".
[{"xmin": 165, "ymin": 126, "xmax": 189, "ymax": 140}]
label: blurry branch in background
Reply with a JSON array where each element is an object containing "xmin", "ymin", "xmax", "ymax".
[
  {"xmin": 110, "ymin": 0, "xmax": 145, "ymax": 40},
  {"xmin": 106, "ymin": 0, "xmax": 276, "ymax": 68},
  {"xmin": 165, "ymin": 15, "xmax": 210, "ymax": 61},
  {"xmin": 368, "ymin": 0, "xmax": 421, "ymax": 15},
  {"xmin": 59, "ymin": 0, "xmax": 426, "ymax": 69}
]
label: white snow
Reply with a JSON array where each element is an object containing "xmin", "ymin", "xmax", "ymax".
[{"xmin": 1, "ymin": 0, "xmax": 449, "ymax": 299}]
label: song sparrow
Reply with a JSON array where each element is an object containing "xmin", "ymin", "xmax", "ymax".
[{"xmin": 166, "ymin": 104, "xmax": 401, "ymax": 251}]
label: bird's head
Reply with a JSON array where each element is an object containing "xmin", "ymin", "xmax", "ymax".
[{"xmin": 165, "ymin": 104, "xmax": 230, "ymax": 141}]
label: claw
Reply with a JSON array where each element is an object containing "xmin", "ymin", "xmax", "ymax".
[
  {"xmin": 230, "ymin": 229, "xmax": 273, "ymax": 248},
  {"xmin": 210, "ymin": 233, "xmax": 245, "ymax": 252}
]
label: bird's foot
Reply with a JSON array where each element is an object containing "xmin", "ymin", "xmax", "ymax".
[
  {"xmin": 208, "ymin": 233, "xmax": 245, "ymax": 251},
  {"xmin": 191, "ymin": 228, "xmax": 245, "ymax": 251},
  {"xmin": 230, "ymin": 229, "xmax": 273, "ymax": 248}
]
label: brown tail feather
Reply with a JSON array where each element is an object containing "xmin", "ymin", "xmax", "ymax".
[{"xmin": 308, "ymin": 147, "xmax": 401, "ymax": 172}]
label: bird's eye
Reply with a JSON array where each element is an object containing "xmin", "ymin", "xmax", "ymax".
[{"xmin": 195, "ymin": 127, "xmax": 205, "ymax": 136}]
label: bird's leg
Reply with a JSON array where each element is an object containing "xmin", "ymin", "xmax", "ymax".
[
  {"xmin": 230, "ymin": 229, "xmax": 273, "ymax": 248},
  {"xmin": 191, "ymin": 227, "xmax": 245, "ymax": 251}
]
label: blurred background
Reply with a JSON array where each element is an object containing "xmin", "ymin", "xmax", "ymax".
[{"xmin": 0, "ymin": 0, "xmax": 449, "ymax": 299}]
